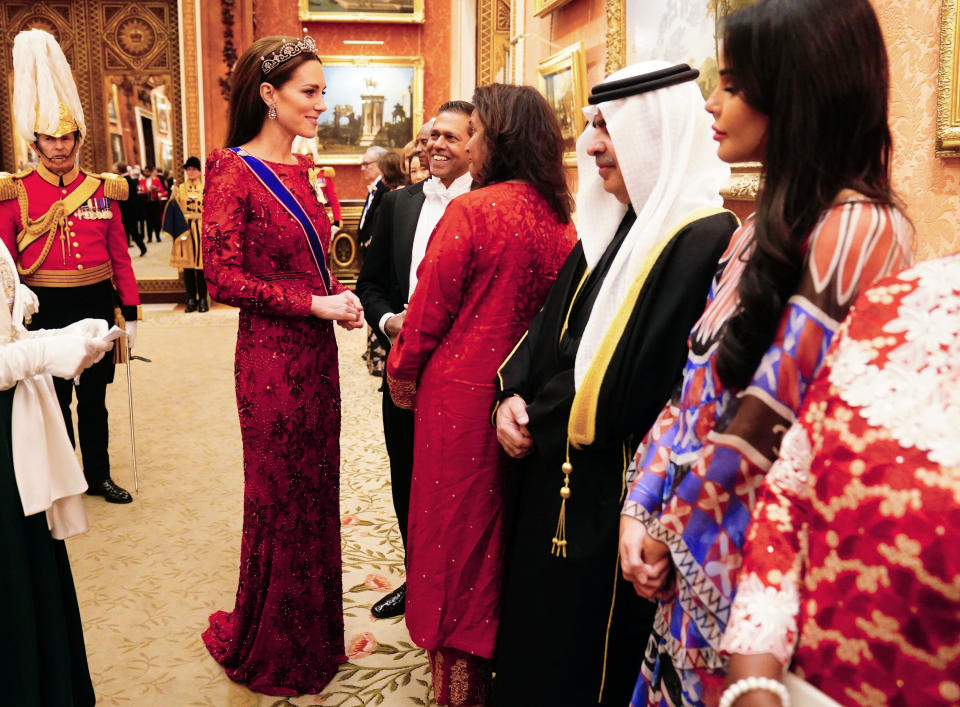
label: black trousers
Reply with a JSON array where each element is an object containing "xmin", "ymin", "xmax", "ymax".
[
  {"xmin": 146, "ymin": 202, "xmax": 162, "ymax": 242},
  {"xmin": 182, "ymin": 267, "xmax": 208, "ymax": 303},
  {"xmin": 30, "ymin": 281, "xmax": 116, "ymax": 488},
  {"xmin": 381, "ymin": 382, "xmax": 414, "ymax": 550}
]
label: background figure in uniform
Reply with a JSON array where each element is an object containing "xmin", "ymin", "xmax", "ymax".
[
  {"xmin": 163, "ymin": 156, "xmax": 208, "ymax": 312},
  {"xmin": 116, "ymin": 162, "xmax": 146, "ymax": 256},
  {"xmin": 314, "ymin": 165, "xmax": 341, "ymax": 234},
  {"xmin": 0, "ymin": 241, "xmax": 113, "ymax": 706},
  {"xmin": 355, "ymin": 99, "xmax": 475, "ymax": 620},
  {"xmin": 357, "ymin": 145, "xmax": 388, "ymax": 253},
  {"xmin": 491, "ymin": 63, "xmax": 738, "ymax": 707},
  {"xmin": 133, "ymin": 166, "xmax": 149, "ymax": 245},
  {"xmin": 0, "ymin": 28, "xmax": 140, "ymax": 505},
  {"xmin": 201, "ymin": 34, "xmax": 363, "ymax": 695},
  {"xmin": 144, "ymin": 166, "xmax": 168, "ymax": 244},
  {"xmin": 386, "ymin": 84, "xmax": 577, "ymax": 706}
]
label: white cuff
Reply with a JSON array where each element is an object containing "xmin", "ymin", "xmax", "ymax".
[{"xmin": 378, "ymin": 312, "xmax": 396, "ymax": 338}]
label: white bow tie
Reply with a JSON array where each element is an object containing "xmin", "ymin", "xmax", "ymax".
[{"xmin": 422, "ymin": 177, "xmax": 464, "ymax": 205}]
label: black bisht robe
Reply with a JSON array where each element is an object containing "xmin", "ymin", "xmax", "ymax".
[{"xmin": 489, "ymin": 209, "xmax": 738, "ymax": 707}]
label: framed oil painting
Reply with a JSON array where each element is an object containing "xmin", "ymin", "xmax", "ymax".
[
  {"xmin": 107, "ymin": 83, "xmax": 120, "ymax": 126},
  {"xmin": 110, "ymin": 132, "xmax": 125, "ymax": 167},
  {"xmin": 615, "ymin": 0, "xmax": 760, "ymax": 199},
  {"xmin": 153, "ymin": 90, "xmax": 171, "ymax": 136},
  {"xmin": 299, "ymin": 0, "xmax": 424, "ymax": 24},
  {"xmin": 315, "ymin": 56, "xmax": 424, "ymax": 165},
  {"xmin": 537, "ymin": 42, "xmax": 588, "ymax": 165}
]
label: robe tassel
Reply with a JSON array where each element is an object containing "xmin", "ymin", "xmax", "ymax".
[{"xmin": 551, "ymin": 449, "xmax": 573, "ymax": 558}]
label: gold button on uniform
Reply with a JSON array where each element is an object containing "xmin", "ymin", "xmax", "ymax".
[
  {"xmin": 75, "ymin": 253, "xmax": 81, "ymax": 259},
  {"xmin": 77, "ymin": 264, "xmax": 84, "ymax": 270},
  {"xmin": 72, "ymin": 242, "xmax": 79, "ymax": 247}
]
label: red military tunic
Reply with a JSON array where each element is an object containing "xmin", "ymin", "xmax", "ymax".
[{"xmin": 0, "ymin": 162, "xmax": 140, "ymax": 319}]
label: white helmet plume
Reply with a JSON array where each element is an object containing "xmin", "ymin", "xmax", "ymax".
[{"xmin": 12, "ymin": 28, "xmax": 86, "ymax": 144}]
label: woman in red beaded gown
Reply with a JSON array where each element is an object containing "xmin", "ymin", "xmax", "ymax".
[
  {"xmin": 386, "ymin": 84, "xmax": 577, "ymax": 706},
  {"xmin": 200, "ymin": 36, "xmax": 364, "ymax": 696}
]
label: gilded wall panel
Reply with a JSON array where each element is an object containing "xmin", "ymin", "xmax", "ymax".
[{"xmin": 875, "ymin": 0, "xmax": 960, "ymax": 260}]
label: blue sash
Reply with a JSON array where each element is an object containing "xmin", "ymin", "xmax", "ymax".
[{"xmin": 228, "ymin": 147, "xmax": 332, "ymax": 295}]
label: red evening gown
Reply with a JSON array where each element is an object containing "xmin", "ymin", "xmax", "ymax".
[
  {"xmin": 200, "ymin": 148, "xmax": 347, "ymax": 695},
  {"xmin": 387, "ymin": 182, "xmax": 577, "ymax": 662}
]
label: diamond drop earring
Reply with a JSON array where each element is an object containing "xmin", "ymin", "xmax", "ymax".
[{"xmin": 267, "ymin": 104, "xmax": 277, "ymax": 120}]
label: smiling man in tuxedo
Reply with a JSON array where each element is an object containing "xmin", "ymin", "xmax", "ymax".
[{"xmin": 355, "ymin": 99, "xmax": 474, "ymax": 619}]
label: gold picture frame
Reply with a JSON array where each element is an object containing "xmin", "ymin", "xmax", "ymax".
[
  {"xmin": 315, "ymin": 55, "xmax": 424, "ymax": 165},
  {"xmin": 537, "ymin": 42, "xmax": 589, "ymax": 166},
  {"xmin": 938, "ymin": 0, "xmax": 960, "ymax": 156},
  {"xmin": 534, "ymin": 0, "xmax": 576, "ymax": 18},
  {"xmin": 299, "ymin": 0, "xmax": 424, "ymax": 24},
  {"xmin": 605, "ymin": 0, "xmax": 761, "ymax": 199}
]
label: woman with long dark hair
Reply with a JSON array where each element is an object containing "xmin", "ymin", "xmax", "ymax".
[
  {"xmin": 618, "ymin": 1, "xmax": 913, "ymax": 704},
  {"xmin": 200, "ymin": 35, "xmax": 362, "ymax": 696},
  {"xmin": 386, "ymin": 84, "xmax": 577, "ymax": 706}
]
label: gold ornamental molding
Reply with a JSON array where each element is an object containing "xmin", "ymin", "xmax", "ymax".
[
  {"xmin": 938, "ymin": 0, "xmax": 960, "ymax": 156},
  {"xmin": 178, "ymin": 0, "xmax": 202, "ymax": 161},
  {"xmin": 604, "ymin": 0, "xmax": 625, "ymax": 75},
  {"xmin": 477, "ymin": 0, "xmax": 512, "ymax": 86}
]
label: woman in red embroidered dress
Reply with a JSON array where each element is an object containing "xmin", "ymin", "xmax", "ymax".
[
  {"xmin": 386, "ymin": 84, "xmax": 577, "ymax": 705},
  {"xmin": 200, "ymin": 36, "xmax": 363, "ymax": 696}
]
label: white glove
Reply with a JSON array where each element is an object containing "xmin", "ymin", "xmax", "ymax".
[
  {"xmin": 42, "ymin": 335, "xmax": 112, "ymax": 379},
  {"xmin": 125, "ymin": 320, "xmax": 138, "ymax": 351},
  {"xmin": 0, "ymin": 336, "xmax": 112, "ymax": 390},
  {"xmin": 61, "ymin": 318, "xmax": 109, "ymax": 339},
  {"xmin": 27, "ymin": 318, "xmax": 108, "ymax": 340},
  {"xmin": 331, "ymin": 224, "xmax": 341, "ymax": 237}
]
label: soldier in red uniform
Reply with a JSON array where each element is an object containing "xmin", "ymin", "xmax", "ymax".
[{"xmin": 0, "ymin": 28, "xmax": 140, "ymax": 504}]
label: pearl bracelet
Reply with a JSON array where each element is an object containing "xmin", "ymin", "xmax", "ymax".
[{"xmin": 718, "ymin": 676, "xmax": 791, "ymax": 707}]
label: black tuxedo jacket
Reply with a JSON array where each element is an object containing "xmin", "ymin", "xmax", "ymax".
[
  {"xmin": 356, "ymin": 180, "xmax": 427, "ymax": 351},
  {"xmin": 358, "ymin": 179, "xmax": 390, "ymax": 250}
]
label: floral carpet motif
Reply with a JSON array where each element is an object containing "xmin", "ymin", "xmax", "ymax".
[{"xmin": 69, "ymin": 305, "xmax": 432, "ymax": 705}]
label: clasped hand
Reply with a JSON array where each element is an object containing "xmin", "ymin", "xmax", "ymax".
[
  {"xmin": 496, "ymin": 395, "xmax": 533, "ymax": 458},
  {"xmin": 619, "ymin": 515, "xmax": 673, "ymax": 599},
  {"xmin": 311, "ymin": 291, "xmax": 364, "ymax": 330}
]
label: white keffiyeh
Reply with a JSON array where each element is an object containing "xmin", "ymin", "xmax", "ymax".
[{"xmin": 574, "ymin": 60, "xmax": 730, "ymax": 389}]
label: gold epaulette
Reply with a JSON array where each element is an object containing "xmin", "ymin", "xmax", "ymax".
[
  {"xmin": 103, "ymin": 174, "xmax": 128, "ymax": 201},
  {"xmin": 0, "ymin": 169, "xmax": 32, "ymax": 202},
  {"xmin": 0, "ymin": 175, "xmax": 16, "ymax": 202},
  {"xmin": 322, "ymin": 166, "xmax": 336, "ymax": 178},
  {"xmin": 80, "ymin": 168, "xmax": 128, "ymax": 201}
]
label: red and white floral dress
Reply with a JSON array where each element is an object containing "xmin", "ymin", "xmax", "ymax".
[{"xmin": 721, "ymin": 254, "xmax": 960, "ymax": 706}]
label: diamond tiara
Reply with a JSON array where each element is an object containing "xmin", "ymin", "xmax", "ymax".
[{"xmin": 260, "ymin": 35, "xmax": 318, "ymax": 76}]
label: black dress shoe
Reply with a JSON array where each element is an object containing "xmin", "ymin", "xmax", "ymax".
[
  {"xmin": 184, "ymin": 298, "xmax": 198, "ymax": 313},
  {"xmin": 197, "ymin": 298, "xmax": 210, "ymax": 313},
  {"xmin": 371, "ymin": 583, "xmax": 406, "ymax": 618},
  {"xmin": 86, "ymin": 479, "xmax": 133, "ymax": 504}
]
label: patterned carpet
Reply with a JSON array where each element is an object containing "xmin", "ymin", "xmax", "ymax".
[{"xmin": 68, "ymin": 306, "xmax": 433, "ymax": 705}]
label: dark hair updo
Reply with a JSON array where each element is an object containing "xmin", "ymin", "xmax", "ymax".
[{"xmin": 225, "ymin": 36, "xmax": 322, "ymax": 148}]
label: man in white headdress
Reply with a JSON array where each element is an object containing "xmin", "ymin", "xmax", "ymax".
[
  {"xmin": 0, "ymin": 29, "xmax": 140, "ymax": 504},
  {"xmin": 490, "ymin": 62, "xmax": 739, "ymax": 706}
]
